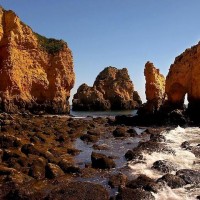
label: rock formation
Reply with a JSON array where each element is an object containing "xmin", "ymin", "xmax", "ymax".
[
  {"xmin": 140, "ymin": 61, "xmax": 165, "ymax": 114},
  {"xmin": 0, "ymin": 7, "xmax": 74, "ymax": 113},
  {"xmin": 72, "ymin": 66, "xmax": 141, "ymax": 110},
  {"xmin": 166, "ymin": 42, "xmax": 200, "ymax": 112}
]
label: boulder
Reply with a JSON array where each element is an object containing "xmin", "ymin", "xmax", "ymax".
[
  {"xmin": 45, "ymin": 163, "xmax": 64, "ymax": 179},
  {"xmin": 152, "ymin": 160, "xmax": 177, "ymax": 173},
  {"xmin": 157, "ymin": 174, "xmax": 186, "ymax": 189},
  {"xmin": 73, "ymin": 67, "xmax": 141, "ymax": 110},
  {"xmin": 108, "ymin": 173, "xmax": 128, "ymax": 188},
  {"xmin": 176, "ymin": 169, "xmax": 200, "ymax": 184},
  {"xmin": 91, "ymin": 152, "xmax": 116, "ymax": 169},
  {"xmin": 0, "ymin": 7, "xmax": 74, "ymax": 114},
  {"xmin": 116, "ymin": 188, "xmax": 155, "ymax": 200},
  {"xmin": 126, "ymin": 175, "xmax": 161, "ymax": 193}
]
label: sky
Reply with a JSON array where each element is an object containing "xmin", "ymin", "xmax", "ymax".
[{"xmin": 1, "ymin": 0, "xmax": 200, "ymax": 103}]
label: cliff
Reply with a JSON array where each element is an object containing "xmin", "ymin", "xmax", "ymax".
[
  {"xmin": 0, "ymin": 7, "xmax": 74, "ymax": 113},
  {"xmin": 166, "ymin": 42, "xmax": 200, "ymax": 119},
  {"xmin": 72, "ymin": 66, "xmax": 141, "ymax": 110}
]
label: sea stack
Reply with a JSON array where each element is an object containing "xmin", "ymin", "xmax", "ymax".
[
  {"xmin": 0, "ymin": 7, "xmax": 75, "ymax": 114},
  {"xmin": 72, "ymin": 66, "xmax": 141, "ymax": 110}
]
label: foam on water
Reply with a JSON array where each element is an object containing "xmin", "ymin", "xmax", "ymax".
[{"xmin": 129, "ymin": 126, "xmax": 200, "ymax": 199}]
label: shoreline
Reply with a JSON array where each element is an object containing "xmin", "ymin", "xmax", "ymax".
[{"xmin": 0, "ymin": 113, "xmax": 199, "ymax": 199}]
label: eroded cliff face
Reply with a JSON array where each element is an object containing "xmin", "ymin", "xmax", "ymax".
[
  {"xmin": 166, "ymin": 42, "xmax": 200, "ymax": 105},
  {"xmin": 145, "ymin": 62, "xmax": 165, "ymax": 102},
  {"xmin": 139, "ymin": 62, "xmax": 165, "ymax": 114},
  {"xmin": 73, "ymin": 67, "xmax": 141, "ymax": 110},
  {"xmin": 0, "ymin": 7, "xmax": 74, "ymax": 113}
]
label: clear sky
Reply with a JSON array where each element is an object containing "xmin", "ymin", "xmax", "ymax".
[{"xmin": 1, "ymin": 0, "xmax": 200, "ymax": 103}]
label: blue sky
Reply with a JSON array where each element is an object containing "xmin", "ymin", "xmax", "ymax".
[{"xmin": 1, "ymin": 0, "xmax": 200, "ymax": 103}]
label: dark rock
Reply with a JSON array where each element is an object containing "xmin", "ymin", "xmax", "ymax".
[
  {"xmin": 67, "ymin": 148, "xmax": 81, "ymax": 156},
  {"xmin": 192, "ymin": 146, "xmax": 200, "ymax": 158},
  {"xmin": 87, "ymin": 130, "xmax": 100, "ymax": 136},
  {"xmin": 157, "ymin": 174, "xmax": 186, "ymax": 189},
  {"xmin": 113, "ymin": 127, "xmax": 127, "ymax": 137},
  {"xmin": 29, "ymin": 158, "xmax": 46, "ymax": 179},
  {"xmin": 91, "ymin": 152, "xmax": 116, "ymax": 169},
  {"xmin": 45, "ymin": 163, "xmax": 64, "ymax": 179},
  {"xmin": 108, "ymin": 173, "xmax": 127, "ymax": 188},
  {"xmin": 21, "ymin": 144, "xmax": 40, "ymax": 156},
  {"xmin": 0, "ymin": 135, "xmax": 22, "ymax": 148},
  {"xmin": 169, "ymin": 109, "xmax": 187, "ymax": 125},
  {"xmin": 181, "ymin": 141, "xmax": 190, "ymax": 149},
  {"xmin": 116, "ymin": 188, "xmax": 155, "ymax": 200},
  {"xmin": 80, "ymin": 134, "xmax": 99, "ymax": 143},
  {"xmin": 126, "ymin": 175, "xmax": 161, "ymax": 193},
  {"xmin": 127, "ymin": 128, "xmax": 138, "ymax": 137},
  {"xmin": 152, "ymin": 160, "xmax": 177, "ymax": 173},
  {"xmin": 137, "ymin": 141, "xmax": 175, "ymax": 154},
  {"xmin": 58, "ymin": 159, "xmax": 80, "ymax": 174},
  {"xmin": 133, "ymin": 91, "xmax": 142, "ymax": 106},
  {"xmin": 93, "ymin": 144, "xmax": 110, "ymax": 150},
  {"xmin": 150, "ymin": 134, "xmax": 166, "ymax": 142},
  {"xmin": 176, "ymin": 169, "xmax": 200, "ymax": 184},
  {"xmin": 125, "ymin": 149, "xmax": 143, "ymax": 161},
  {"xmin": 47, "ymin": 181, "xmax": 109, "ymax": 200}
]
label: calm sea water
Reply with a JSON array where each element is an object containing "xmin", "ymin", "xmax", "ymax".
[{"xmin": 70, "ymin": 109, "xmax": 137, "ymax": 117}]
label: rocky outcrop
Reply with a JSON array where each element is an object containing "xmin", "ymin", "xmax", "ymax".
[
  {"xmin": 72, "ymin": 66, "xmax": 141, "ymax": 110},
  {"xmin": 166, "ymin": 42, "xmax": 200, "ymax": 120},
  {"xmin": 138, "ymin": 62, "xmax": 165, "ymax": 115},
  {"xmin": 0, "ymin": 7, "xmax": 74, "ymax": 114}
]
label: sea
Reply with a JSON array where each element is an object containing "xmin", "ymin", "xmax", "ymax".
[{"xmin": 69, "ymin": 109, "xmax": 200, "ymax": 199}]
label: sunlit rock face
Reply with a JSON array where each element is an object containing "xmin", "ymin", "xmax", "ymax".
[
  {"xmin": 0, "ymin": 7, "xmax": 74, "ymax": 113},
  {"xmin": 141, "ymin": 61, "xmax": 165, "ymax": 114},
  {"xmin": 72, "ymin": 66, "xmax": 141, "ymax": 111},
  {"xmin": 165, "ymin": 42, "xmax": 200, "ymax": 119}
]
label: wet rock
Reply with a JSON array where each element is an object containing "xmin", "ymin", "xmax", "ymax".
[
  {"xmin": 58, "ymin": 159, "xmax": 80, "ymax": 174},
  {"xmin": 192, "ymin": 145, "xmax": 200, "ymax": 158},
  {"xmin": 150, "ymin": 134, "xmax": 166, "ymax": 142},
  {"xmin": 21, "ymin": 144, "xmax": 41, "ymax": 156},
  {"xmin": 0, "ymin": 165, "xmax": 16, "ymax": 175},
  {"xmin": 91, "ymin": 152, "xmax": 116, "ymax": 169},
  {"xmin": 47, "ymin": 181, "xmax": 109, "ymax": 200},
  {"xmin": 8, "ymin": 179, "xmax": 55, "ymax": 200},
  {"xmin": 87, "ymin": 130, "xmax": 100, "ymax": 136},
  {"xmin": 152, "ymin": 160, "xmax": 177, "ymax": 173},
  {"xmin": 93, "ymin": 144, "xmax": 110, "ymax": 150},
  {"xmin": 67, "ymin": 148, "xmax": 81, "ymax": 156},
  {"xmin": 181, "ymin": 141, "xmax": 190, "ymax": 149},
  {"xmin": 137, "ymin": 141, "xmax": 175, "ymax": 154},
  {"xmin": 45, "ymin": 163, "xmax": 64, "ymax": 179},
  {"xmin": 127, "ymin": 128, "xmax": 138, "ymax": 137},
  {"xmin": 169, "ymin": 109, "xmax": 187, "ymax": 125},
  {"xmin": 80, "ymin": 134, "xmax": 99, "ymax": 143},
  {"xmin": 113, "ymin": 127, "xmax": 127, "ymax": 137},
  {"xmin": 0, "ymin": 135, "xmax": 22, "ymax": 148},
  {"xmin": 125, "ymin": 149, "xmax": 143, "ymax": 161},
  {"xmin": 157, "ymin": 174, "xmax": 186, "ymax": 189},
  {"xmin": 176, "ymin": 169, "xmax": 200, "ymax": 184},
  {"xmin": 116, "ymin": 187, "xmax": 155, "ymax": 200},
  {"xmin": 108, "ymin": 173, "xmax": 127, "ymax": 188},
  {"xmin": 29, "ymin": 158, "xmax": 46, "ymax": 180},
  {"xmin": 126, "ymin": 175, "xmax": 161, "ymax": 193}
]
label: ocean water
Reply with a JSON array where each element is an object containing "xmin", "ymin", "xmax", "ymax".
[{"xmin": 70, "ymin": 109, "xmax": 137, "ymax": 118}]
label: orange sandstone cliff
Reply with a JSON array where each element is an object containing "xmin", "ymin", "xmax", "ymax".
[
  {"xmin": 0, "ymin": 7, "xmax": 74, "ymax": 113},
  {"xmin": 139, "ymin": 61, "xmax": 165, "ymax": 114}
]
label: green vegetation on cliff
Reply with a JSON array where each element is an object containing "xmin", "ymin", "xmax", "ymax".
[{"xmin": 34, "ymin": 33, "xmax": 67, "ymax": 54}]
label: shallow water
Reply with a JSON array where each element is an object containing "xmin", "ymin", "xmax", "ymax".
[
  {"xmin": 128, "ymin": 126, "xmax": 200, "ymax": 200},
  {"xmin": 70, "ymin": 109, "xmax": 137, "ymax": 117}
]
